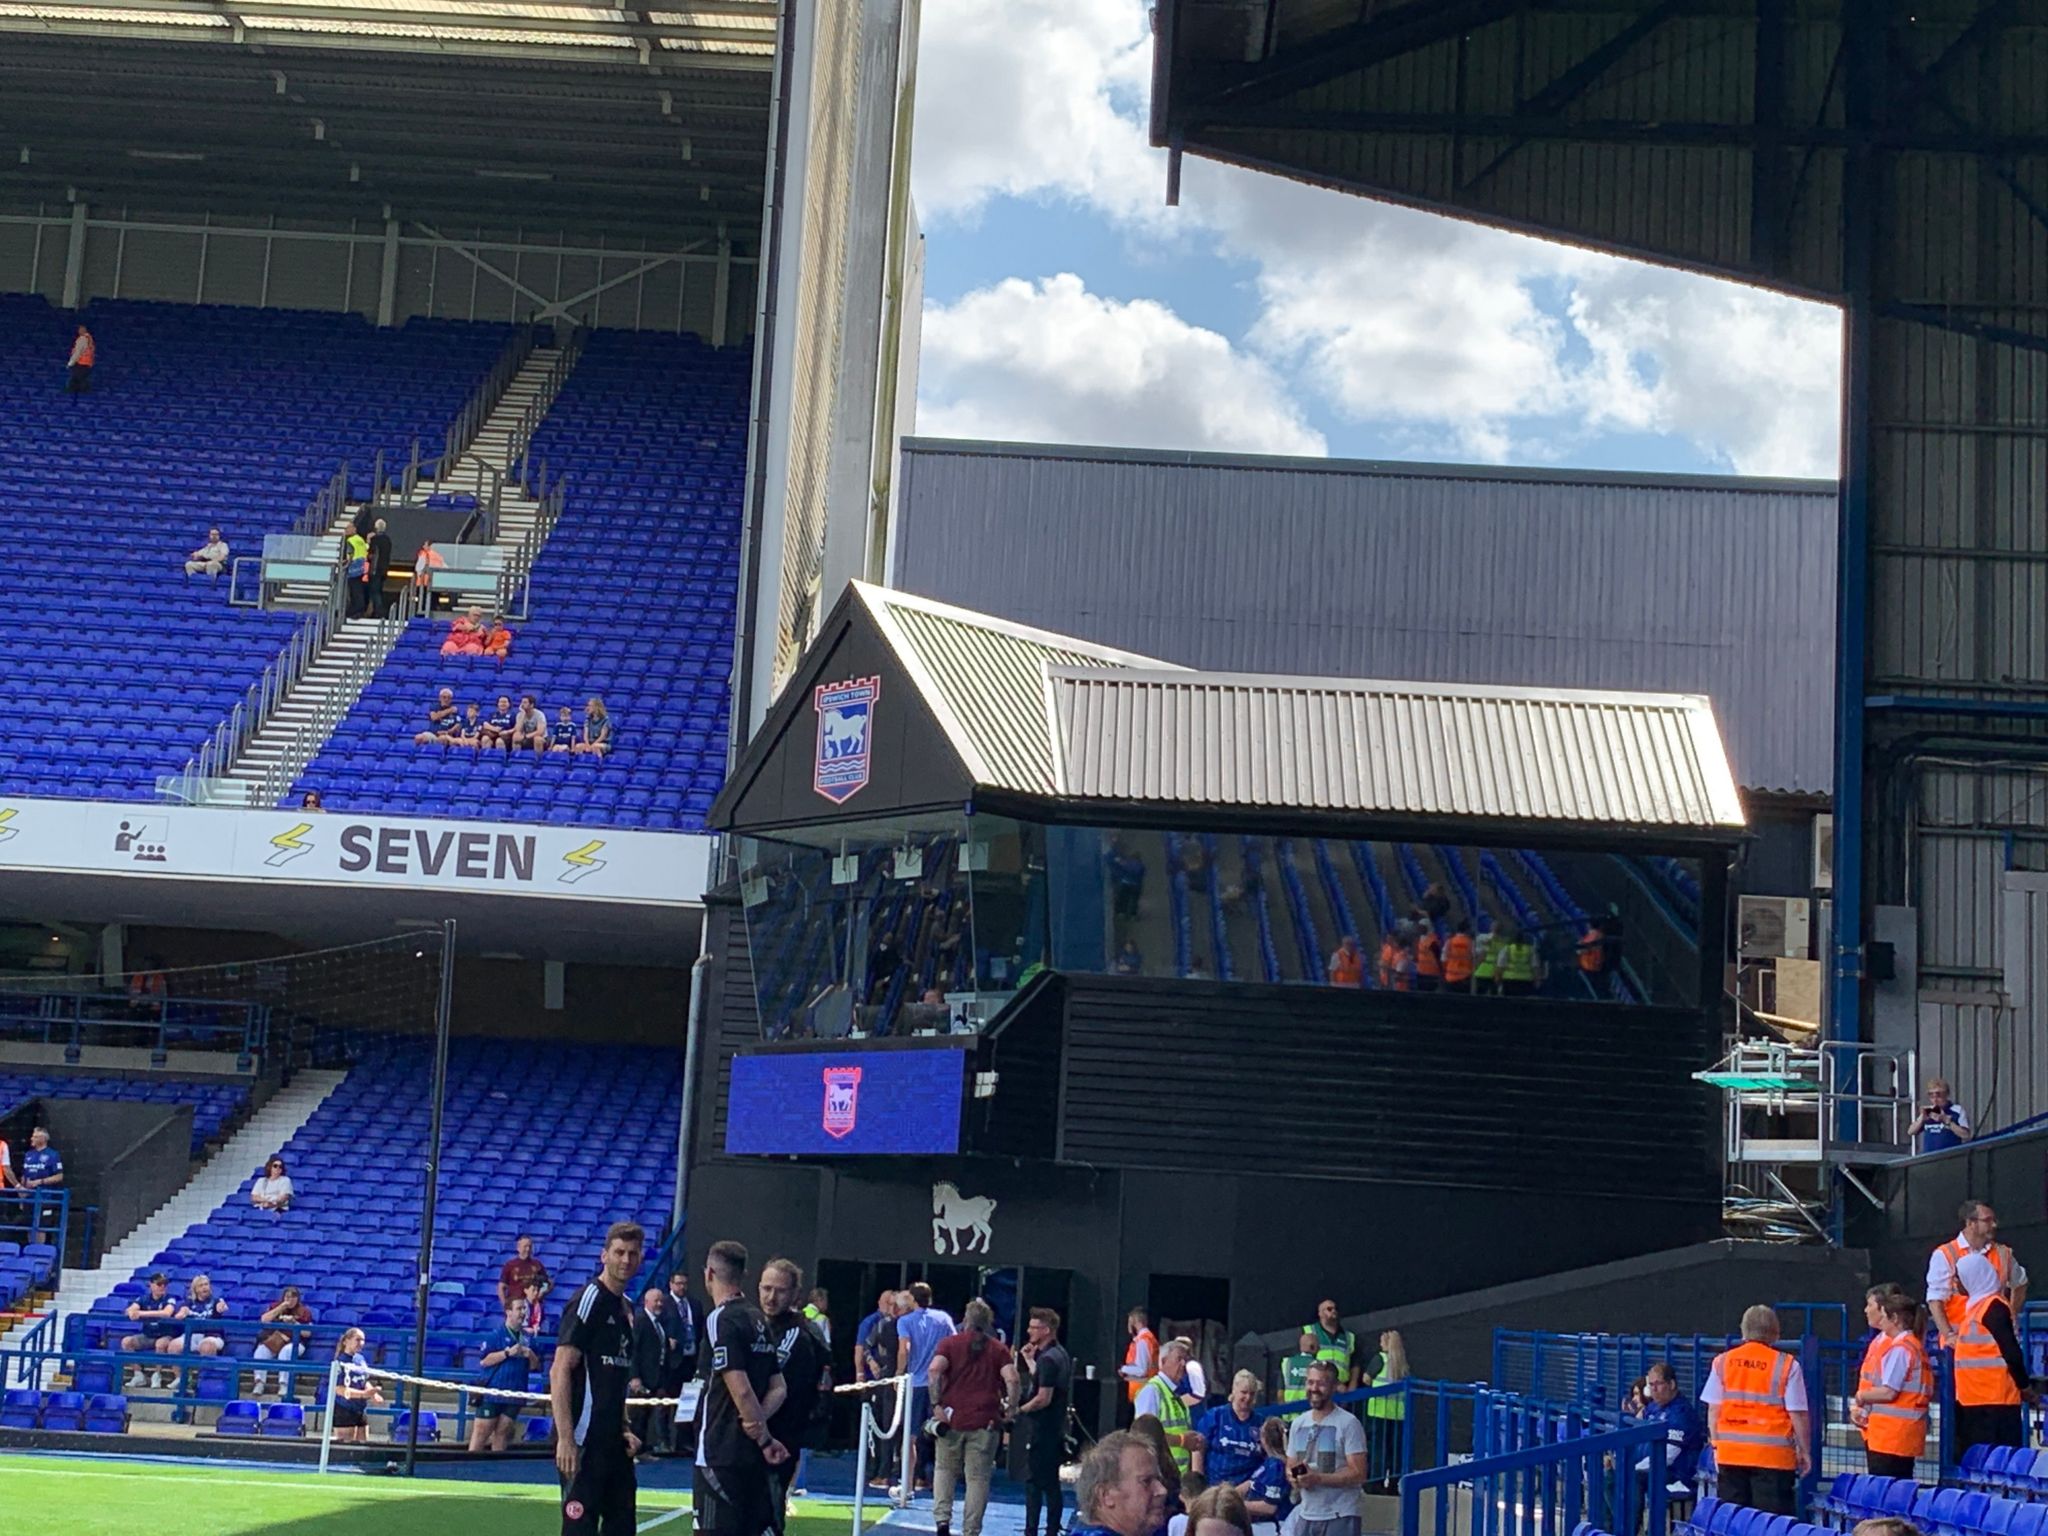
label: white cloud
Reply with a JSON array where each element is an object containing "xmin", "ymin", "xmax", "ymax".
[
  {"xmin": 910, "ymin": 0, "xmax": 1160, "ymax": 222},
  {"xmin": 910, "ymin": 0, "xmax": 1843, "ymax": 477},
  {"xmin": 918, "ymin": 273, "xmax": 1327, "ymax": 457}
]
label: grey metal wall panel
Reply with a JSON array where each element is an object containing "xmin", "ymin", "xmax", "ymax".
[{"xmin": 894, "ymin": 441, "xmax": 1836, "ymax": 796}]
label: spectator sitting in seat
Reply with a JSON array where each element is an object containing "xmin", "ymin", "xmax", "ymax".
[
  {"xmin": 299, "ymin": 791, "xmax": 326, "ymax": 814},
  {"xmin": 549, "ymin": 705, "xmax": 578, "ymax": 754},
  {"xmin": 482, "ymin": 618, "xmax": 514, "ymax": 660},
  {"xmin": 1114, "ymin": 938, "xmax": 1143, "ymax": 975},
  {"xmin": 251, "ymin": 1155, "xmax": 293, "ymax": 1212},
  {"xmin": 330, "ymin": 1327, "xmax": 383, "ymax": 1443},
  {"xmin": 511, "ymin": 695, "xmax": 548, "ymax": 758},
  {"xmin": 120, "ymin": 1273, "xmax": 182, "ymax": 1388},
  {"xmin": 481, "ymin": 694, "xmax": 517, "ymax": 750},
  {"xmin": 163, "ymin": 1273, "xmax": 229, "ymax": 1364},
  {"xmin": 451, "ymin": 702, "xmax": 484, "ymax": 750},
  {"xmin": 252, "ymin": 1284, "xmax": 316, "ymax": 1395},
  {"xmin": 413, "ymin": 688, "xmax": 459, "ymax": 745},
  {"xmin": 572, "ymin": 697, "xmax": 613, "ymax": 757},
  {"xmin": 441, "ymin": 607, "xmax": 485, "ymax": 656},
  {"xmin": 184, "ymin": 528, "xmax": 230, "ymax": 578}
]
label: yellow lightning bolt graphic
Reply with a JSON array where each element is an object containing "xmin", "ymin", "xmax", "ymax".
[
  {"xmin": 0, "ymin": 808, "xmax": 16, "ymax": 843},
  {"xmin": 265, "ymin": 822, "xmax": 316, "ymax": 866},
  {"xmin": 559, "ymin": 838, "xmax": 608, "ymax": 884}
]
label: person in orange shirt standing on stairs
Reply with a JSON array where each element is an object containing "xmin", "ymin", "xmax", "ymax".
[
  {"xmin": 66, "ymin": 324, "xmax": 95, "ymax": 395},
  {"xmin": 1441, "ymin": 921, "xmax": 1476, "ymax": 994}
]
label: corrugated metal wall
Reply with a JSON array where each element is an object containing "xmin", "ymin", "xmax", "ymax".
[{"xmin": 893, "ymin": 441, "xmax": 1835, "ymax": 796}]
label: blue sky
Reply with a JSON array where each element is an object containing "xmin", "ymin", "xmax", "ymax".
[{"xmin": 907, "ymin": 0, "xmax": 1844, "ymax": 479}]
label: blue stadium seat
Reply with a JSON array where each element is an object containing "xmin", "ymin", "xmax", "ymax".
[
  {"xmin": 84, "ymin": 1394, "xmax": 129, "ymax": 1434},
  {"xmin": 216, "ymin": 1400, "xmax": 262, "ymax": 1436},
  {"xmin": 260, "ymin": 1402, "xmax": 307, "ymax": 1437},
  {"xmin": 41, "ymin": 1390, "xmax": 86, "ymax": 1431},
  {"xmin": 2007, "ymin": 1506, "xmax": 2047, "ymax": 1536},
  {"xmin": 0, "ymin": 1388, "xmax": 39, "ymax": 1428},
  {"xmin": 391, "ymin": 1409, "xmax": 439, "ymax": 1442},
  {"xmin": 1982, "ymin": 1499, "xmax": 2021, "ymax": 1536},
  {"xmin": 522, "ymin": 1416, "xmax": 553, "ymax": 1443}
]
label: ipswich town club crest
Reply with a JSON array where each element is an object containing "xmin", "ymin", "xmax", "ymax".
[
  {"xmin": 822, "ymin": 1066, "xmax": 862, "ymax": 1139},
  {"xmin": 813, "ymin": 675, "xmax": 880, "ymax": 804}
]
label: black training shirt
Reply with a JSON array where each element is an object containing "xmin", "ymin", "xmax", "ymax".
[
  {"xmin": 559, "ymin": 1279, "xmax": 637, "ymax": 1449},
  {"xmin": 765, "ymin": 1309, "xmax": 828, "ymax": 1449},
  {"xmin": 699, "ymin": 1298, "xmax": 779, "ymax": 1469}
]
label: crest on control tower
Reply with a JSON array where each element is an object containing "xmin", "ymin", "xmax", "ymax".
[{"xmin": 822, "ymin": 1065, "xmax": 862, "ymax": 1139}]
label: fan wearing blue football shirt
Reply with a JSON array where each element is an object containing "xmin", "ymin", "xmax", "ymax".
[
  {"xmin": 20, "ymin": 1127, "xmax": 61, "ymax": 1245},
  {"xmin": 1242, "ymin": 1417, "xmax": 1295, "ymax": 1535},
  {"xmin": 472, "ymin": 1297, "xmax": 543, "ymax": 1451},
  {"xmin": 1194, "ymin": 1372, "xmax": 1267, "ymax": 1485}
]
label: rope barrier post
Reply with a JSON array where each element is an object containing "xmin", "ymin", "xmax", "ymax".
[
  {"xmin": 318, "ymin": 1354, "xmax": 340, "ymax": 1474},
  {"xmin": 898, "ymin": 1381, "xmax": 914, "ymax": 1508},
  {"xmin": 852, "ymin": 1399, "xmax": 871, "ymax": 1532}
]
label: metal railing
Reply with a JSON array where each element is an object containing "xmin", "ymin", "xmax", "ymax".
[
  {"xmin": 0, "ymin": 1188, "xmax": 70, "ymax": 1272},
  {"xmin": 251, "ymin": 581, "xmax": 424, "ymax": 808},
  {"xmin": 289, "ymin": 461, "xmax": 353, "ymax": 541},
  {"xmin": 513, "ymin": 322, "xmax": 587, "ymax": 489},
  {"xmin": 160, "ymin": 568, "xmax": 351, "ymax": 806},
  {"xmin": 1400, "ymin": 1419, "xmax": 1671, "ymax": 1536},
  {"xmin": 444, "ymin": 323, "xmax": 535, "ymax": 471},
  {"xmin": 0, "ymin": 990, "xmax": 268, "ymax": 1067}
]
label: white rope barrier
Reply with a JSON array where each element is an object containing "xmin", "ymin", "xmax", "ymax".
[
  {"xmin": 316, "ymin": 1358, "xmax": 700, "ymax": 1474},
  {"xmin": 836, "ymin": 1374, "xmax": 915, "ymax": 1526}
]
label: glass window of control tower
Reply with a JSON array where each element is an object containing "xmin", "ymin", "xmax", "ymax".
[{"xmin": 735, "ymin": 815, "xmax": 973, "ymax": 1041}]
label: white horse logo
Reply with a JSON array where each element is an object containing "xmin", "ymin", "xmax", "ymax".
[
  {"xmin": 932, "ymin": 1181, "xmax": 997, "ymax": 1255},
  {"xmin": 822, "ymin": 706, "xmax": 868, "ymax": 759}
]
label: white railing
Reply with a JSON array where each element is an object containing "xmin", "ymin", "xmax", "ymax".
[
  {"xmin": 162, "ymin": 570, "xmax": 350, "ymax": 805},
  {"xmin": 513, "ymin": 323, "xmax": 588, "ymax": 489},
  {"xmin": 251, "ymin": 583, "xmax": 424, "ymax": 808}
]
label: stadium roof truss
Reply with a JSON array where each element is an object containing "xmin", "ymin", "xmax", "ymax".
[{"xmin": 0, "ymin": 0, "xmax": 779, "ymax": 240}]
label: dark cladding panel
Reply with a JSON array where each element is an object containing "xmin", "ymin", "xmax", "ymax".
[
  {"xmin": 1059, "ymin": 977, "xmax": 1716, "ymax": 1199},
  {"xmin": 701, "ymin": 899, "xmax": 761, "ymax": 1161}
]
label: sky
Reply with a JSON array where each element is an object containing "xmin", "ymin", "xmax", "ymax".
[{"xmin": 906, "ymin": 0, "xmax": 1845, "ymax": 479}]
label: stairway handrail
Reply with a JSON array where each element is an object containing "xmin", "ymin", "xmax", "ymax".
[
  {"xmin": 256, "ymin": 583, "xmax": 425, "ymax": 808},
  {"xmin": 164, "ymin": 567, "xmax": 349, "ymax": 806},
  {"xmin": 443, "ymin": 324, "xmax": 536, "ymax": 469},
  {"xmin": 512, "ymin": 323, "xmax": 587, "ymax": 489}
]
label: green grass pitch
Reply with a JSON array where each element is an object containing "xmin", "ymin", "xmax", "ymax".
[{"xmin": 0, "ymin": 1453, "xmax": 885, "ymax": 1535}]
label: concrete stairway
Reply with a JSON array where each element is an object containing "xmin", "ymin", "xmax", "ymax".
[
  {"xmin": 50, "ymin": 1070, "xmax": 348, "ymax": 1334},
  {"xmin": 213, "ymin": 620, "xmax": 391, "ymax": 805}
]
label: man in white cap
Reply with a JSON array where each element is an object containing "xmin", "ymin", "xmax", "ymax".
[{"xmin": 1950, "ymin": 1251, "xmax": 2034, "ymax": 1455}]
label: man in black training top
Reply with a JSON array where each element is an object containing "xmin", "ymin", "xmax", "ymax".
[
  {"xmin": 760, "ymin": 1256, "xmax": 831, "ymax": 1525},
  {"xmin": 553, "ymin": 1222, "xmax": 647, "ymax": 1536},
  {"xmin": 698, "ymin": 1238, "xmax": 790, "ymax": 1536}
]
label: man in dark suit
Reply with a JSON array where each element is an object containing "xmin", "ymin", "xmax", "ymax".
[
  {"xmin": 629, "ymin": 1286, "xmax": 669, "ymax": 1451},
  {"xmin": 366, "ymin": 517, "xmax": 395, "ymax": 617},
  {"xmin": 658, "ymin": 1267, "xmax": 700, "ymax": 1453}
]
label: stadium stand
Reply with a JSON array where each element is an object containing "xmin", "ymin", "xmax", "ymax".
[
  {"xmin": 290, "ymin": 328, "xmax": 747, "ymax": 830},
  {"xmin": 68, "ymin": 1038, "xmax": 679, "ymax": 1403},
  {"xmin": 0, "ymin": 294, "xmax": 514, "ymax": 805},
  {"xmin": 0, "ymin": 1072, "xmax": 249, "ymax": 1158}
]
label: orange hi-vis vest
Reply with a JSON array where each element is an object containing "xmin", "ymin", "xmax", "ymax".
[
  {"xmin": 1954, "ymin": 1294, "xmax": 2023, "ymax": 1408},
  {"xmin": 1329, "ymin": 948, "xmax": 1363, "ymax": 987},
  {"xmin": 1579, "ymin": 927, "xmax": 1604, "ymax": 973},
  {"xmin": 1711, "ymin": 1341, "xmax": 1798, "ymax": 1470},
  {"xmin": 1416, "ymin": 932, "xmax": 1443, "ymax": 979},
  {"xmin": 1858, "ymin": 1330, "xmax": 1929, "ymax": 1457},
  {"xmin": 75, "ymin": 332, "xmax": 96, "ymax": 367},
  {"xmin": 1443, "ymin": 933, "xmax": 1474, "ymax": 984},
  {"xmin": 1124, "ymin": 1328, "xmax": 1158, "ymax": 1403},
  {"xmin": 1937, "ymin": 1240, "xmax": 2016, "ymax": 1329}
]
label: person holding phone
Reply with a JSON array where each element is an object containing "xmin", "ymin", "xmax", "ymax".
[
  {"xmin": 1916, "ymin": 1078, "xmax": 1973, "ymax": 1154},
  {"xmin": 1285, "ymin": 1360, "xmax": 1367, "ymax": 1536}
]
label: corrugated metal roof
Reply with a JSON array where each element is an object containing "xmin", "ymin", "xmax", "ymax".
[
  {"xmin": 1047, "ymin": 667, "xmax": 1745, "ymax": 830},
  {"xmin": 854, "ymin": 583, "xmax": 1183, "ymax": 795},
  {"xmin": 892, "ymin": 438, "xmax": 1836, "ymax": 797}
]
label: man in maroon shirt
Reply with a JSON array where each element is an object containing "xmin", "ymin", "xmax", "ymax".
[
  {"xmin": 497, "ymin": 1235, "xmax": 551, "ymax": 1308},
  {"xmin": 927, "ymin": 1298, "xmax": 1019, "ymax": 1536}
]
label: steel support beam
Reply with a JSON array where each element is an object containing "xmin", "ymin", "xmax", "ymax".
[
  {"xmin": 377, "ymin": 216, "xmax": 399, "ymax": 327},
  {"xmin": 60, "ymin": 201, "xmax": 87, "ymax": 310}
]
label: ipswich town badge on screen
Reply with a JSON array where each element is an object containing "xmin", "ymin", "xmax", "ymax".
[
  {"xmin": 813, "ymin": 675, "xmax": 880, "ymax": 804},
  {"xmin": 822, "ymin": 1066, "xmax": 862, "ymax": 1139}
]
